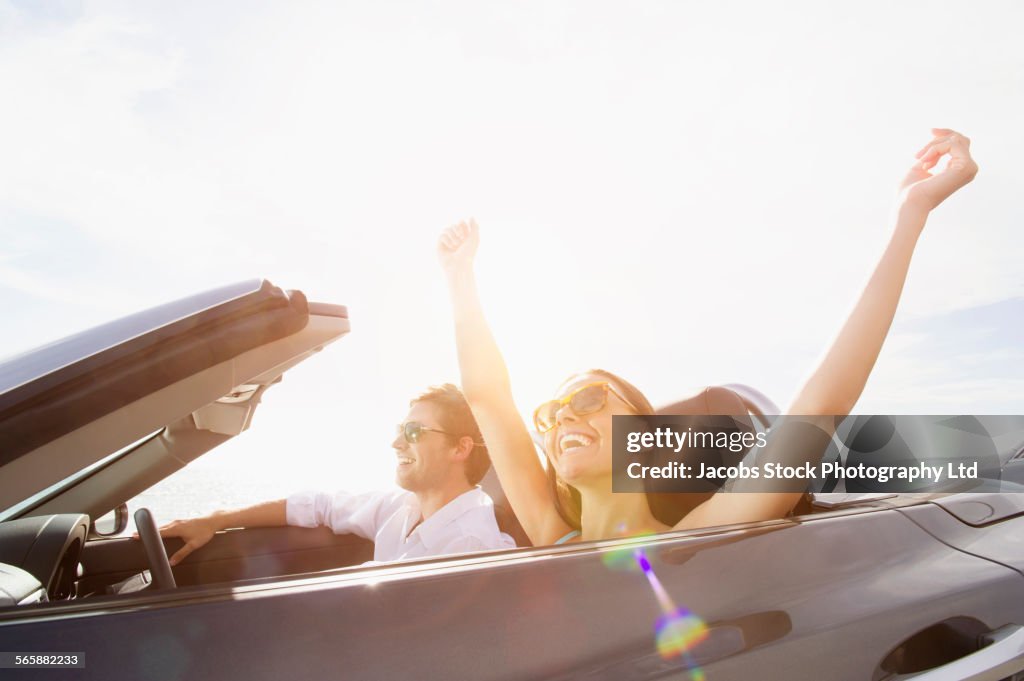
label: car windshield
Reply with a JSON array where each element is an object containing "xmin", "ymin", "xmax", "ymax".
[
  {"xmin": 122, "ymin": 450, "xmax": 301, "ymax": 536},
  {"xmin": 0, "ymin": 431, "xmax": 162, "ymax": 523},
  {"xmin": 118, "ymin": 393, "xmax": 400, "ymax": 535}
]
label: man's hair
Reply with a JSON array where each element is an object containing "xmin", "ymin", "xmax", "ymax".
[{"xmin": 410, "ymin": 383, "xmax": 491, "ymax": 485}]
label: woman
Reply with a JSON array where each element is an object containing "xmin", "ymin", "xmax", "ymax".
[{"xmin": 437, "ymin": 129, "xmax": 979, "ymax": 545}]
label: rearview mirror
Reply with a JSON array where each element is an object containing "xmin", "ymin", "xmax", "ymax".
[{"xmin": 91, "ymin": 503, "xmax": 129, "ymax": 537}]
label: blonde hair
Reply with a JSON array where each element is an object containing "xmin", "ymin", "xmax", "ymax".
[{"xmin": 411, "ymin": 383, "xmax": 491, "ymax": 485}]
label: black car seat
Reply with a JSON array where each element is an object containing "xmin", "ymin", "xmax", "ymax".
[
  {"xmin": 649, "ymin": 384, "xmax": 812, "ymax": 525},
  {"xmin": 479, "ymin": 466, "xmax": 532, "ymax": 547}
]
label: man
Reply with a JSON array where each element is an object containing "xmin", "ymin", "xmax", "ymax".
[{"xmin": 155, "ymin": 384, "xmax": 516, "ymax": 565}]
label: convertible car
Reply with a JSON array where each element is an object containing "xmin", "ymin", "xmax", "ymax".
[{"xmin": 1, "ymin": 280, "xmax": 1023, "ymax": 681}]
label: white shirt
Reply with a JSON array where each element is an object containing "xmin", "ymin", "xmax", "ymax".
[{"xmin": 286, "ymin": 486, "xmax": 516, "ymax": 563}]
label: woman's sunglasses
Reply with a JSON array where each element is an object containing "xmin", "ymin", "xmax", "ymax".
[
  {"xmin": 533, "ymin": 381, "xmax": 639, "ymax": 434},
  {"xmin": 396, "ymin": 421, "xmax": 452, "ymax": 444}
]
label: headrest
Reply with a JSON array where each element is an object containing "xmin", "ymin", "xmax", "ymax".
[
  {"xmin": 657, "ymin": 385, "xmax": 751, "ymax": 419},
  {"xmin": 479, "ymin": 466, "xmax": 532, "ymax": 547},
  {"xmin": 648, "ymin": 385, "xmax": 756, "ymax": 525}
]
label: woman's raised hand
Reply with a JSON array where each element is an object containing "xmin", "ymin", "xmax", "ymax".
[
  {"xmin": 437, "ymin": 218, "xmax": 480, "ymax": 277},
  {"xmin": 899, "ymin": 128, "xmax": 979, "ymax": 212}
]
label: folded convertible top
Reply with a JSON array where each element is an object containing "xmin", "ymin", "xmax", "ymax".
[{"xmin": 0, "ymin": 279, "xmax": 335, "ymax": 466}]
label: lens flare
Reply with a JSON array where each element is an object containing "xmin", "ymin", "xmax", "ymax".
[
  {"xmin": 632, "ymin": 547, "xmax": 708, "ymax": 679},
  {"xmin": 600, "ymin": 528, "xmax": 656, "ymax": 571},
  {"xmin": 600, "ymin": 546, "xmax": 641, "ymax": 571},
  {"xmin": 656, "ymin": 608, "xmax": 708, "ymax": 659},
  {"xmin": 599, "ymin": 531, "xmax": 707, "ymax": 676}
]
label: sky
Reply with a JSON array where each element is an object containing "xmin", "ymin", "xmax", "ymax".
[{"xmin": 1, "ymin": 1, "xmax": 1021, "ymax": 507}]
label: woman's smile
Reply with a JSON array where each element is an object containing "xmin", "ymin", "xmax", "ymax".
[{"xmin": 558, "ymin": 431, "xmax": 595, "ymax": 456}]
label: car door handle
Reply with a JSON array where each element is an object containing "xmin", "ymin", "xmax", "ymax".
[{"xmin": 906, "ymin": 624, "xmax": 1024, "ymax": 681}]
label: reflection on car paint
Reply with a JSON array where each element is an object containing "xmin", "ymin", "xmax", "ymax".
[
  {"xmin": 601, "ymin": 537, "xmax": 708, "ymax": 679},
  {"xmin": 637, "ymin": 550, "xmax": 708, "ymax": 679}
]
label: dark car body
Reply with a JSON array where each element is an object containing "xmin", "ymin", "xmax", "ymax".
[{"xmin": 1, "ymin": 281, "xmax": 1023, "ymax": 681}]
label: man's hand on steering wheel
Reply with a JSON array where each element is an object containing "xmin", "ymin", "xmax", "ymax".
[{"xmin": 140, "ymin": 517, "xmax": 217, "ymax": 566}]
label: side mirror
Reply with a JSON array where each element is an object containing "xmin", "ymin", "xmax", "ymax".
[{"xmin": 91, "ymin": 503, "xmax": 129, "ymax": 537}]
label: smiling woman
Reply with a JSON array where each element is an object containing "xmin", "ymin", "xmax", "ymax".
[
  {"xmin": 537, "ymin": 371, "xmax": 655, "ymax": 532},
  {"xmin": 438, "ymin": 129, "xmax": 981, "ymax": 546}
]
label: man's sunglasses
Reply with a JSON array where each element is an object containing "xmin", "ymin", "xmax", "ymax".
[
  {"xmin": 533, "ymin": 381, "xmax": 639, "ymax": 434},
  {"xmin": 396, "ymin": 421, "xmax": 453, "ymax": 444}
]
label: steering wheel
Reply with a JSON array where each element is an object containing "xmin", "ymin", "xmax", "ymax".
[{"xmin": 133, "ymin": 508, "xmax": 177, "ymax": 590}]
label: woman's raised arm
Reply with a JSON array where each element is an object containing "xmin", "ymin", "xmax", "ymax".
[
  {"xmin": 787, "ymin": 129, "xmax": 978, "ymax": 417},
  {"xmin": 438, "ymin": 219, "xmax": 573, "ymax": 545},
  {"xmin": 676, "ymin": 129, "xmax": 979, "ymax": 529}
]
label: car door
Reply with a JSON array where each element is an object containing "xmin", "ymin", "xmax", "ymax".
[
  {"xmin": 78, "ymin": 526, "xmax": 373, "ymax": 593},
  {"xmin": 3, "ymin": 499, "xmax": 1023, "ymax": 681}
]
